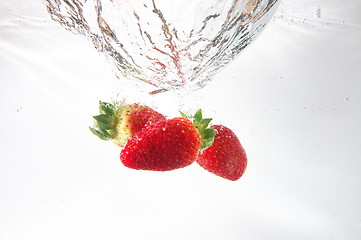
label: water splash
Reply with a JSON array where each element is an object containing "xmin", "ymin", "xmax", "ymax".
[{"xmin": 46, "ymin": 0, "xmax": 280, "ymax": 93}]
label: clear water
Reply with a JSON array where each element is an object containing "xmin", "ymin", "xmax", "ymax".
[
  {"xmin": 46, "ymin": 0, "xmax": 280, "ymax": 93},
  {"xmin": 2, "ymin": 1, "xmax": 361, "ymax": 240}
]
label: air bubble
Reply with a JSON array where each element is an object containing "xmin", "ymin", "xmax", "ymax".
[
  {"xmin": 315, "ymin": 8, "xmax": 321, "ymax": 19},
  {"xmin": 225, "ymin": 49, "xmax": 232, "ymax": 56}
]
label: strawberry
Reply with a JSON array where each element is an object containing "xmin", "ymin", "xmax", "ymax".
[
  {"xmin": 120, "ymin": 110, "xmax": 216, "ymax": 171},
  {"xmin": 197, "ymin": 125, "xmax": 247, "ymax": 181},
  {"xmin": 89, "ymin": 101, "xmax": 166, "ymax": 147}
]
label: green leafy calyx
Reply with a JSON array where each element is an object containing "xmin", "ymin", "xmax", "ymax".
[
  {"xmin": 180, "ymin": 109, "xmax": 216, "ymax": 151},
  {"xmin": 89, "ymin": 101, "xmax": 118, "ymax": 141}
]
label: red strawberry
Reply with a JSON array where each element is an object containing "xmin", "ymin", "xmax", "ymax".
[
  {"xmin": 197, "ymin": 125, "xmax": 247, "ymax": 181},
  {"xmin": 90, "ymin": 101, "xmax": 166, "ymax": 147},
  {"xmin": 120, "ymin": 110, "xmax": 216, "ymax": 171}
]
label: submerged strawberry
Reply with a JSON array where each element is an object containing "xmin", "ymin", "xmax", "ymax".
[
  {"xmin": 197, "ymin": 125, "xmax": 247, "ymax": 181},
  {"xmin": 120, "ymin": 110, "xmax": 216, "ymax": 171},
  {"xmin": 89, "ymin": 101, "xmax": 166, "ymax": 147}
]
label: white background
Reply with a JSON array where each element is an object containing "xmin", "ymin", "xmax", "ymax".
[{"xmin": 1, "ymin": 0, "xmax": 361, "ymax": 239}]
